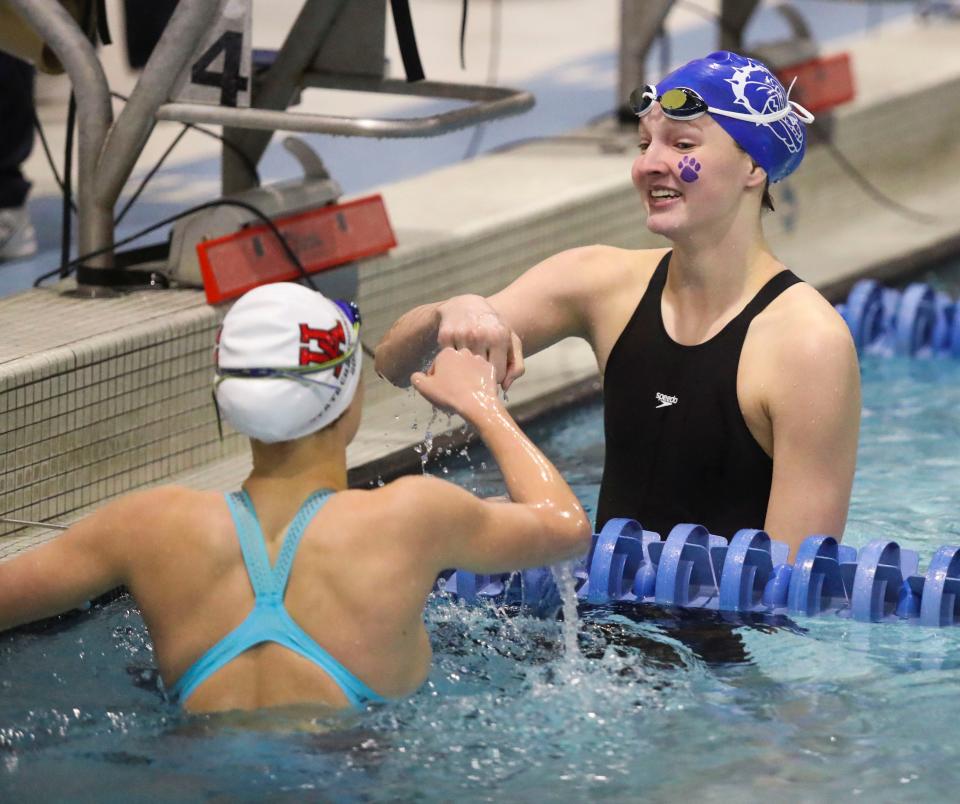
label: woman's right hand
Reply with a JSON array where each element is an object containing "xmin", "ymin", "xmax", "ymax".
[
  {"xmin": 435, "ymin": 295, "xmax": 525, "ymax": 391},
  {"xmin": 411, "ymin": 348, "xmax": 504, "ymax": 421}
]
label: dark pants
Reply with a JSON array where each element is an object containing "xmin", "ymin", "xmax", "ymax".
[{"xmin": 0, "ymin": 51, "xmax": 35, "ymax": 209}]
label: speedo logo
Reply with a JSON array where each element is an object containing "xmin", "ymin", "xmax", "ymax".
[{"xmin": 655, "ymin": 392, "xmax": 678, "ymax": 409}]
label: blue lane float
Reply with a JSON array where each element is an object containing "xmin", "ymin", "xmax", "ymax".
[
  {"xmin": 837, "ymin": 279, "xmax": 960, "ymax": 357},
  {"xmin": 438, "ymin": 519, "xmax": 960, "ymax": 628}
]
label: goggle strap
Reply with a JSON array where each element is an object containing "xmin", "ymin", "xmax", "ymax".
[
  {"xmin": 632, "ymin": 78, "xmax": 815, "ymax": 125},
  {"xmin": 211, "ymin": 390, "xmax": 224, "ymax": 442},
  {"xmin": 217, "ymin": 333, "xmax": 359, "ymax": 378}
]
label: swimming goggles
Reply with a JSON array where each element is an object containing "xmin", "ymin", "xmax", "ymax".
[
  {"xmin": 214, "ymin": 299, "xmax": 361, "ymax": 391},
  {"xmin": 629, "ymin": 83, "xmax": 814, "ymax": 125}
]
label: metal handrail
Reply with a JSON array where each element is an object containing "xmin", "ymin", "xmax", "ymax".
[
  {"xmin": 156, "ymin": 82, "xmax": 534, "ymax": 138},
  {"xmin": 8, "ymin": 0, "xmax": 113, "ymax": 273},
  {"xmin": 8, "ymin": 0, "xmax": 535, "ymax": 291}
]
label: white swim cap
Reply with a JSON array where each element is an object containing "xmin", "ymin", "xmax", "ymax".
[{"xmin": 214, "ymin": 282, "xmax": 362, "ymax": 443}]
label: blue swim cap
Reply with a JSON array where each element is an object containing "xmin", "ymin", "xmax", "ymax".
[{"xmin": 655, "ymin": 51, "xmax": 812, "ymax": 183}]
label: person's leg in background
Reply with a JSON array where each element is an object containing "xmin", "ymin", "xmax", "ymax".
[{"xmin": 0, "ymin": 50, "xmax": 37, "ymax": 262}]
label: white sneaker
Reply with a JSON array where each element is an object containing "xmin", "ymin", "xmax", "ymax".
[{"xmin": 0, "ymin": 206, "xmax": 38, "ymax": 261}]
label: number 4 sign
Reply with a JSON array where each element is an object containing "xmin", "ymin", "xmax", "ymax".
[{"xmin": 170, "ymin": 0, "xmax": 252, "ymax": 108}]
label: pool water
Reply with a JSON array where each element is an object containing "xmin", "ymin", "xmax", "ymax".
[{"xmin": 3, "ymin": 364, "xmax": 960, "ymax": 801}]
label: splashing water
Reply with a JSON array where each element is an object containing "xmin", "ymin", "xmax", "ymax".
[
  {"xmin": 412, "ymin": 409, "xmax": 440, "ymax": 472},
  {"xmin": 8, "ymin": 347, "xmax": 960, "ymax": 800},
  {"xmin": 550, "ymin": 561, "xmax": 581, "ymax": 659}
]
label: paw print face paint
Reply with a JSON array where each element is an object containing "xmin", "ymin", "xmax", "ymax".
[{"xmin": 678, "ymin": 156, "xmax": 702, "ymax": 183}]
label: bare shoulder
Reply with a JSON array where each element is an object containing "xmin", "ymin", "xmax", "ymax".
[
  {"xmin": 319, "ymin": 477, "xmax": 478, "ymax": 565},
  {"xmin": 96, "ymin": 485, "xmax": 224, "ymax": 546},
  {"xmin": 551, "ymin": 244, "xmax": 666, "ymax": 291},
  {"xmin": 760, "ymin": 282, "xmax": 856, "ymax": 364},
  {"xmin": 557, "ymin": 245, "xmax": 665, "ymax": 315},
  {"xmin": 748, "ymin": 280, "xmax": 860, "ymax": 406},
  {"xmin": 334, "ymin": 475, "xmax": 472, "ymax": 523},
  {"xmin": 127, "ymin": 485, "xmax": 220, "ymax": 521},
  {"xmin": 574, "ymin": 246, "xmax": 668, "ymax": 366}
]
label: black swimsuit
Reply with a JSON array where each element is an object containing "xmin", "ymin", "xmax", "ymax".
[{"xmin": 596, "ymin": 251, "xmax": 802, "ymax": 538}]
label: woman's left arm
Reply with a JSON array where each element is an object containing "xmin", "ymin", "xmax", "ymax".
[{"xmin": 762, "ymin": 316, "xmax": 862, "ymax": 562}]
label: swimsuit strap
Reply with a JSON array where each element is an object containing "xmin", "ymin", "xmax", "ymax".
[
  {"xmin": 226, "ymin": 491, "xmax": 275, "ymax": 596},
  {"xmin": 227, "ymin": 489, "xmax": 334, "ymax": 598},
  {"xmin": 733, "ymin": 268, "xmax": 803, "ymax": 325},
  {"xmin": 270, "ymin": 490, "xmax": 334, "ymax": 594},
  {"xmin": 168, "ymin": 489, "xmax": 339, "ymax": 705}
]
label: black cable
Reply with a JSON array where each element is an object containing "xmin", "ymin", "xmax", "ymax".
[
  {"xmin": 60, "ymin": 91, "xmax": 76, "ymax": 278},
  {"xmin": 34, "ymin": 198, "xmax": 315, "ymax": 288},
  {"xmin": 31, "ymin": 110, "xmax": 78, "ymax": 215},
  {"xmin": 628, "ymin": 0, "xmax": 946, "ymax": 226},
  {"xmin": 813, "ymin": 127, "xmax": 941, "ymax": 225},
  {"xmin": 113, "ymin": 126, "xmax": 188, "ymax": 226},
  {"xmin": 110, "ymin": 92, "xmax": 261, "ymax": 186},
  {"xmin": 684, "ymin": 0, "xmax": 942, "ymax": 224},
  {"xmin": 462, "ymin": 0, "xmax": 503, "ymax": 160},
  {"xmin": 182, "ymin": 125, "xmax": 260, "ymax": 185},
  {"xmin": 58, "ymin": 0, "xmax": 99, "ymax": 278},
  {"xmin": 32, "ymin": 91, "xmax": 263, "ymax": 246},
  {"xmin": 34, "ymin": 196, "xmax": 378, "ymax": 355},
  {"xmin": 459, "ymin": 0, "xmax": 469, "ymax": 70},
  {"xmin": 31, "ymin": 93, "xmax": 262, "ymax": 226}
]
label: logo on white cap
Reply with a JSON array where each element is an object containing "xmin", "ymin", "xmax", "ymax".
[{"xmin": 214, "ymin": 283, "xmax": 362, "ymax": 443}]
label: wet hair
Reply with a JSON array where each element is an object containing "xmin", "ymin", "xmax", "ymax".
[{"xmin": 761, "ymin": 179, "xmax": 774, "ymax": 212}]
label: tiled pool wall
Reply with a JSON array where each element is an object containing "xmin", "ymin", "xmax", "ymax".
[{"xmin": 3, "ymin": 22, "xmax": 960, "ymax": 556}]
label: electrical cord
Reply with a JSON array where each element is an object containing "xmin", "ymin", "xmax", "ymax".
[
  {"xmin": 673, "ymin": 0, "xmax": 945, "ymax": 224},
  {"xmin": 33, "ymin": 198, "xmax": 300, "ymax": 287},
  {"xmin": 61, "ymin": 91, "xmax": 77, "ymax": 277},
  {"xmin": 108, "ymin": 91, "xmax": 261, "ymax": 226},
  {"xmin": 30, "ymin": 109, "xmax": 77, "ymax": 216},
  {"xmin": 31, "ymin": 196, "xmax": 376, "ymax": 357},
  {"xmin": 489, "ymin": 0, "xmax": 945, "ymax": 226},
  {"xmin": 32, "ymin": 91, "xmax": 370, "ymax": 352},
  {"xmin": 459, "ymin": 0, "xmax": 469, "ymax": 69},
  {"xmin": 29, "ymin": 92, "xmax": 263, "ymax": 231},
  {"xmin": 56, "ymin": 0, "xmax": 99, "ymax": 278},
  {"xmin": 109, "ymin": 92, "xmax": 261, "ymax": 186},
  {"xmin": 811, "ymin": 128, "xmax": 941, "ymax": 225},
  {"xmin": 113, "ymin": 125, "xmax": 188, "ymax": 226}
]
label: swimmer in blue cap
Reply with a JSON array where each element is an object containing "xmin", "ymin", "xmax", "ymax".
[
  {"xmin": 378, "ymin": 51, "xmax": 861, "ymax": 561},
  {"xmin": 0, "ymin": 284, "xmax": 590, "ymax": 713},
  {"xmin": 629, "ymin": 50, "xmax": 815, "ymax": 185}
]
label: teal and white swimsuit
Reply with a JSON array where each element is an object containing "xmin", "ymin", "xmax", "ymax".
[{"xmin": 166, "ymin": 490, "xmax": 385, "ymax": 709}]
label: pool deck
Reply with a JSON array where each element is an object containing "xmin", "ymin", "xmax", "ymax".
[{"xmin": 3, "ymin": 8, "xmax": 960, "ymax": 559}]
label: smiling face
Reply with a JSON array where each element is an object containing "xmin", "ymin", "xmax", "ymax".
[{"xmin": 631, "ymin": 106, "xmax": 767, "ymax": 240}]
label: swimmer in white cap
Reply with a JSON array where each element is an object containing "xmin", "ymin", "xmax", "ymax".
[
  {"xmin": 0, "ymin": 282, "xmax": 590, "ymax": 713},
  {"xmin": 377, "ymin": 52, "xmax": 861, "ymax": 562}
]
